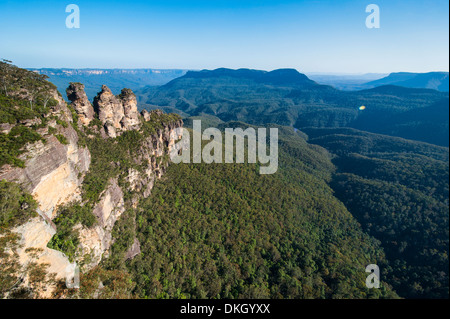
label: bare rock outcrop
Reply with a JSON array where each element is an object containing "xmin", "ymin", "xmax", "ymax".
[
  {"xmin": 77, "ymin": 178, "xmax": 125, "ymax": 270},
  {"xmin": 92, "ymin": 85, "xmax": 141, "ymax": 138},
  {"xmin": 12, "ymin": 213, "xmax": 77, "ymax": 296},
  {"xmin": 93, "ymin": 85, "xmax": 124, "ymax": 138},
  {"xmin": 140, "ymin": 109, "xmax": 151, "ymax": 121},
  {"xmin": 66, "ymin": 83, "xmax": 95, "ymax": 126},
  {"xmin": 119, "ymin": 88, "xmax": 140, "ymax": 130},
  {"xmin": 141, "ymin": 109, "xmax": 164, "ymax": 122},
  {"xmin": 125, "ymin": 238, "xmax": 141, "ymax": 260},
  {"xmin": 0, "ymin": 123, "xmax": 14, "ymax": 134}
]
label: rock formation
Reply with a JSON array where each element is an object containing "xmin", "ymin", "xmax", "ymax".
[
  {"xmin": 125, "ymin": 238, "xmax": 141, "ymax": 260},
  {"xmin": 0, "ymin": 76, "xmax": 183, "ymax": 295},
  {"xmin": 141, "ymin": 109, "xmax": 164, "ymax": 122},
  {"xmin": 141, "ymin": 109, "xmax": 151, "ymax": 121},
  {"xmin": 119, "ymin": 88, "xmax": 140, "ymax": 130},
  {"xmin": 93, "ymin": 85, "xmax": 124, "ymax": 138},
  {"xmin": 92, "ymin": 85, "xmax": 141, "ymax": 137},
  {"xmin": 66, "ymin": 83, "xmax": 95, "ymax": 126}
]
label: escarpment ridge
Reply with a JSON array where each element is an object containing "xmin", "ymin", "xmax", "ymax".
[{"xmin": 0, "ymin": 62, "xmax": 182, "ymax": 297}]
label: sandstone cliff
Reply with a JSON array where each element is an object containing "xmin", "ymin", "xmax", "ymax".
[
  {"xmin": 1, "ymin": 74, "xmax": 183, "ymax": 297},
  {"xmin": 0, "ymin": 86, "xmax": 90, "ymax": 294},
  {"xmin": 74, "ymin": 106, "xmax": 183, "ymax": 271}
]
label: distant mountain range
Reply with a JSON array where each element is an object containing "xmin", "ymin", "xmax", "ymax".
[
  {"xmin": 33, "ymin": 68, "xmax": 449, "ymax": 102},
  {"xmin": 364, "ymin": 72, "xmax": 449, "ymax": 92},
  {"xmin": 136, "ymin": 68, "xmax": 449, "ymax": 146},
  {"xmin": 30, "ymin": 67, "xmax": 449, "ymax": 145},
  {"xmin": 310, "ymin": 72, "xmax": 449, "ymax": 92},
  {"xmin": 28, "ymin": 68, "xmax": 187, "ymax": 100}
]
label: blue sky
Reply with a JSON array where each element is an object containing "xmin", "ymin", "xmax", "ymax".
[{"xmin": 0, "ymin": 0, "xmax": 448, "ymax": 73}]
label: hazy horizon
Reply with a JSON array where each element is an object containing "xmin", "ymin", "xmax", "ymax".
[{"xmin": 22, "ymin": 66, "xmax": 450, "ymax": 76}]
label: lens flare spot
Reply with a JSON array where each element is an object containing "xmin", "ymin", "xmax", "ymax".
[{"xmin": 359, "ymin": 106, "xmax": 366, "ymax": 110}]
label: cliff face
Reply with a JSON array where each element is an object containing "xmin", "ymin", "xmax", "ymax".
[
  {"xmin": 76, "ymin": 178, "xmax": 125, "ymax": 269},
  {"xmin": 0, "ymin": 126, "xmax": 90, "ymax": 219},
  {"xmin": 74, "ymin": 108, "xmax": 183, "ymax": 271},
  {"xmin": 127, "ymin": 114, "xmax": 183, "ymax": 201},
  {"xmin": 0, "ymin": 78, "xmax": 183, "ymax": 295},
  {"xmin": 0, "ymin": 87, "xmax": 90, "ymax": 291}
]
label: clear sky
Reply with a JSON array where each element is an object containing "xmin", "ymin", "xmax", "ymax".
[{"xmin": 0, "ymin": 0, "xmax": 448, "ymax": 73}]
